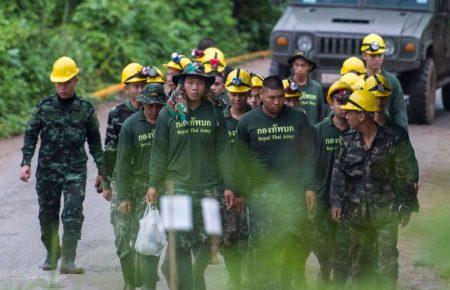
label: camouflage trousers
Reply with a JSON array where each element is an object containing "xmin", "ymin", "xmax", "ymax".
[
  {"xmin": 161, "ymin": 187, "xmax": 223, "ymax": 290},
  {"xmin": 311, "ymin": 202, "xmax": 351, "ymax": 286},
  {"xmin": 347, "ymin": 214, "xmax": 399, "ymax": 289},
  {"xmin": 36, "ymin": 175, "xmax": 86, "ymax": 254},
  {"xmin": 246, "ymin": 192, "xmax": 310, "ymax": 290}
]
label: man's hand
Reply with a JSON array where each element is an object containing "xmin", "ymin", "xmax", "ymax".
[
  {"xmin": 331, "ymin": 207, "xmax": 343, "ymax": 223},
  {"xmin": 224, "ymin": 190, "xmax": 235, "ymax": 210},
  {"xmin": 146, "ymin": 187, "xmax": 158, "ymax": 204},
  {"xmin": 399, "ymin": 207, "xmax": 412, "ymax": 228},
  {"xmin": 306, "ymin": 190, "xmax": 316, "ymax": 212},
  {"xmin": 119, "ymin": 201, "xmax": 132, "ymax": 215},
  {"xmin": 413, "ymin": 182, "xmax": 419, "ymax": 195},
  {"xmin": 95, "ymin": 175, "xmax": 103, "ymax": 193},
  {"xmin": 103, "ymin": 189, "xmax": 112, "ymax": 201},
  {"xmin": 233, "ymin": 197, "xmax": 245, "ymax": 214},
  {"xmin": 20, "ymin": 165, "xmax": 31, "ymax": 182}
]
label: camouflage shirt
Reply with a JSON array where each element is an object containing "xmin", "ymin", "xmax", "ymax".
[
  {"xmin": 103, "ymin": 100, "xmax": 138, "ymax": 189},
  {"xmin": 330, "ymin": 125, "xmax": 419, "ymax": 224},
  {"xmin": 21, "ymin": 94, "xmax": 103, "ymax": 179}
]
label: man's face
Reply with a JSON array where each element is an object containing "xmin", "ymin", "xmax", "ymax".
[
  {"xmin": 284, "ymin": 97, "xmax": 299, "ymax": 108},
  {"xmin": 228, "ymin": 91, "xmax": 250, "ymax": 111},
  {"xmin": 55, "ymin": 77, "xmax": 78, "ymax": 99},
  {"xmin": 184, "ymin": 76, "xmax": 206, "ymax": 102},
  {"xmin": 345, "ymin": 110, "xmax": 362, "ymax": 129},
  {"xmin": 261, "ymin": 88, "xmax": 285, "ymax": 116},
  {"xmin": 363, "ymin": 53, "xmax": 384, "ymax": 72},
  {"xmin": 124, "ymin": 81, "xmax": 146, "ymax": 100},
  {"xmin": 292, "ymin": 58, "xmax": 312, "ymax": 77},
  {"xmin": 248, "ymin": 87, "xmax": 262, "ymax": 109},
  {"xmin": 331, "ymin": 98, "xmax": 348, "ymax": 120},
  {"xmin": 143, "ymin": 103, "xmax": 163, "ymax": 119},
  {"xmin": 166, "ymin": 68, "xmax": 181, "ymax": 91},
  {"xmin": 211, "ymin": 75, "xmax": 225, "ymax": 96}
]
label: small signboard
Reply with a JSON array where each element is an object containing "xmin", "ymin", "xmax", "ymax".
[
  {"xmin": 160, "ymin": 195, "xmax": 193, "ymax": 231},
  {"xmin": 201, "ymin": 197, "xmax": 223, "ymax": 235}
]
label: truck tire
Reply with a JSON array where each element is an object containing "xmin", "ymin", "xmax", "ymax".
[
  {"xmin": 269, "ymin": 60, "xmax": 291, "ymax": 78},
  {"xmin": 442, "ymin": 83, "xmax": 450, "ymax": 111},
  {"xmin": 405, "ymin": 58, "xmax": 436, "ymax": 124}
]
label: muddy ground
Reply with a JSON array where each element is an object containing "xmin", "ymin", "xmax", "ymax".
[{"xmin": 0, "ymin": 59, "xmax": 449, "ymax": 289}]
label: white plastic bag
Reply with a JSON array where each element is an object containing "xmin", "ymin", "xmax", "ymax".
[{"xmin": 135, "ymin": 205, "xmax": 167, "ymax": 256}]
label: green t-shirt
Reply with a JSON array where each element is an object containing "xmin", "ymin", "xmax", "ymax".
[
  {"xmin": 291, "ymin": 77, "xmax": 324, "ymax": 125},
  {"xmin": 314, "ymin": 115, "xmax": 349, "ymax": 207},
  {"xmin": 234, "ymin": 105, "xmax": 316, "ymax": 198},
  {"xmin": 116, "ymin": 110, "xmax": 156, "ymax": 202},
  {"xmin": 381, "ymin": 69, "xmax": 409, "ymax": 132},
  {"xmin": 148, "ymin": 99, "xmax": 227, "ymax": 191}
]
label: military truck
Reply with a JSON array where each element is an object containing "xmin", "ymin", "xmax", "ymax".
[{"xmin": 269, "ymin": 0, "xmax": 450, "ymax": 124}]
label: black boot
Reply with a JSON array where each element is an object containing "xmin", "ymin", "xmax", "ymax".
[
  {"xmin": 60, "ymin": 239, "xmax": 84, "ymax": 274},
  {"xmin": 40, "ymin": 233, "xmax": 61, "ymax": 271},
  {"xmin": 120, "ymin": 253, "xmax": 136, "ymax": 290}
]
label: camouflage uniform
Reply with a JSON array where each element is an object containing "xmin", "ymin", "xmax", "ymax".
[
  {"xmin": 330, "ymin": 125, "xmax": 419, "ymax": 289},
  {"xmin": 21, "ymin": 94, "xmax": 103, "ymax": 264}
]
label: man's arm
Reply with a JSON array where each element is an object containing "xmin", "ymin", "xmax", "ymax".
[
  {"xmin": 116, "ymin": 123, "xmax": 134, "ymax": 203},
  {"xmin": 86, "ymin": 104, "xmax": 103, "ymax": 174},
  {"xmin": 388, "ymin": 75, "xmax": 408, "ymax": 131},
  {"xmin": 103, "ymin": 110, "xmax": 120, "ymax": 190},
  {"xmin": 330, "ymin": 143, "xmax": 347, "ymax": 222},
  {"xmin": 21, "ymin": 106, "xmax": 42, "ymax": 167},
  {"xmin": 148, "ymin": 109, "xmax": 170, "ymax": 192}
]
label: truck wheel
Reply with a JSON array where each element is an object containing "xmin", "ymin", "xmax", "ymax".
[
  {"xmin": 405, "ymin": 58, "xmax": 436, "ymax": 124},
  {"xmin": 442, "ymin": 83, "xmax": 450, "ymax": 111},
  {"xmin": 269, "ymin": 60, "xmax": 291, "ymax": 78}
]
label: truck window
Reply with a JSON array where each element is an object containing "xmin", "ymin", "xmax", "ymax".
[
  {"xmin": 366, "ymin": 0, "xmax": 432, "ymax": 10},
  {"xmin": 293, "ymin": 0, "xmax": 358, "ymax": 4}
]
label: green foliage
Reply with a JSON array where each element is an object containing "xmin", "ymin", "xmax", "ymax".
[{"xmin": 0, "ymin": 0, "xmax": 280, "ymax": 138}]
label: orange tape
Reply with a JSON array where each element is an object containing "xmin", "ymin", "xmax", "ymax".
[{"xmin": 90, "ymin": 50, "xmax": 271, "ymax": 99}]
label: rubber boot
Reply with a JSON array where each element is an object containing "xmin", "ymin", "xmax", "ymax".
[
  {"xmin": 120, "ymin": 253, "xmax": 136, "ymax": 290},
  {"xmin": 40, "ymin": 226, "xmax": 61, "ymax": 271},
  {"xmin": 60, "ymin": 239, "xmax": 84, "ymax": 274}
]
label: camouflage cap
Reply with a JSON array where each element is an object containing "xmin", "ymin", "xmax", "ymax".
[{"xmin": 137, "ymin": 83, "xmax": 167, "ymax": 105}]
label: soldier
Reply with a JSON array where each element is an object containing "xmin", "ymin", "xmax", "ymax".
[
  {"xmin": 287, "ymin": 51, "xmax": 324, "ymax": 125},
  {"xmin": 247, "ymin": 73, "xmax": 263, "ymax": 109},
  {"xmin": 330, "ymin": 90, "xmax": 419, "ymax": 289},
  {"xmin": 20, "ymin": 56, "xmax": 103, "ymax": 274},
  {"xmin": 232, "ymin": 76, "xmax": 316, "ymax": 289},
  {"xmin": 282, "ymin": 79, "xmax": 301, "ymax": 107},
  {"xmin": 164, "ymin": 53, "xmax": 192, "ymax": 93},
  {"xmin": 313, "ymin": 81, "xmax": 353, "ymax": 287},
  {"xmin": 115, "ymin": 84, "xmax": 166, "ymax": 290},
  {"xmin": 340, "ymin": 57, "xmax": 367, "ymax": 76},
  {"xmin": 222, "ymin": 68, "xmax": 253, "ymax": 289},
  {"xmin": 146, "ymin": 63, "xmax": 229, "ymax": 290},
  {"xmin": 203, "ymin": 48, "xmax": 229, "ymax": 106},
  {"xmin": 103, "ymin": 63, "xmax": 147, "ymax": 288},
  {"xmin": 361, "ymin": 33, "xmax": 409, "ymax": 131}
]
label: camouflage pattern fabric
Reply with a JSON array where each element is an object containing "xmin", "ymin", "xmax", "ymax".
[{"xmin": 330, "ymin": 125, "xmax": 419, "ymax": 288}]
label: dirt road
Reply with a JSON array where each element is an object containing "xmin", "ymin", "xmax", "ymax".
[{"xmin": 0, "ymin": 59, "xmax": 449, "ymax": 289}]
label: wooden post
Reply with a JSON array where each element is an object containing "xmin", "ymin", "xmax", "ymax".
[
  {"xmin": 210, "ymin": 234, "xmax": 220, "ymax": 264},
  {"xmin": 166, "ymin": 180, "xmax": 177, "ymax": 290}
]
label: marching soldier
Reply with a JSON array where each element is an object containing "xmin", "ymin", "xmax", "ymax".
[
  {"xmin": 222, "ymin": 68, "xmax": 253, "ymax": 289},
  {"xmin": 287, "ymin": 51, "xmax": 324, "ymax": 125},
  {"xmin": 20, "ymin": 56, "xmax": 103, "ymax": 274},
  {"xmin": 330, "ymin": 90, "xmax": 419, "ymax": 289},
  {"xmin": 248, "ymin": 73, "xmax": 263, "ymax": 109},
  {"xmin": 146, "ymin": 63, "xmax": 229, "ymax": 290},
  {"xmin": 313, "ymin": 81, "xmax": 353, "ymax": 287},
  {"xmin": 104, "ymin": 63, "xmax": 147, "ymax": 288},
  {"xmin": 115, "ymin": 84, "xmax": 166, "ymax": 290},
  {"xmin": 361, "ymin": 33, "xmax": 409, "ymax": 131},
  {"xmin": 232, "ymin": 76, "xmax": 316, "ymax": 289}
]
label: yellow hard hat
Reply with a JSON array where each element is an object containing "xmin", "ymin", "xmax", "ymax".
[
  {"xmin": 326, "ymin": 80, "xmax": 353, "ymax": 104},
  {"xmin": 250, "ymin": 73, "xmax": 264, "ymax": 88},
  {"xmin": 225, "ymin": 68, "xmax": 251, "ymax": 93},
  {"xmin": 361, "ymin": 33, "xmax": 386, "ymax": 54},
  {"xmin": 340, "ymin": 57, "xmax": 366, "ymax": 75},
  {"xmin": 282, "ymin": 79, "xmax": 301, "ymax": 98},
  {"xmin": 203, "ymin": 58, "xmax": 226, "ymax": 74},
  {"xmin": 164, "ymin": 52, "xmax": 192, "ymax": 72},
  {"xmin": 50, "ymin": 56, "xmax": 79, "ymax": 83},
  {"xmin": 201, "ymin": 47, "xmax": 226, "ymax": 67},
  {"xmin": 364, "ymin": 74, "xmax": 392, "ymax": 98},
  {"xmin": 146, "ymin": 66, "xmax": 165, "ymax": 84},
  {"xmin": 121, "ymin": 63, "xmax": 146, "ymax": 84},
  {"xmin": 340, "ymin": 73, "xmax": 365, "ymax": 91},
  {"xmin": 340, "ymin": 90, "xmax": 378, "ymax": 112}
]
